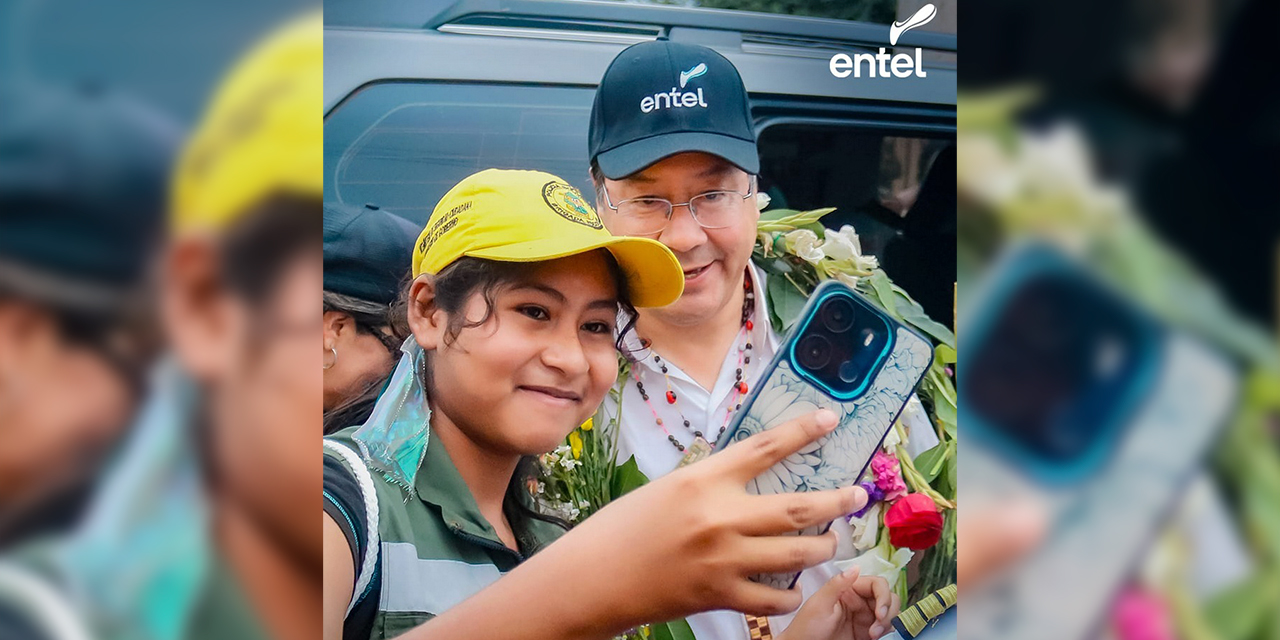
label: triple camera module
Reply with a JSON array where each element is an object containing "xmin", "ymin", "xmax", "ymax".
[{"xmin": 793, "ymin": 292, "xmax": 893, "ymax": 398}]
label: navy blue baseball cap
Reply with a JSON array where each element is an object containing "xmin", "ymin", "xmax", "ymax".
[
  {"xmin": 323, "ymin": 202, "xmax": 419, "ymax": 306},
  {"xmin": 589, "ymin": 41, "xmax": 758, "ymax": 180},
  {"xmin": 0, "ymin": 82, "xmax": 180, "ymax": 311}
]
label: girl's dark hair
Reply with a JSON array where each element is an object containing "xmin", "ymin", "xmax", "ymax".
[
  {"xmin": 331, "ymin": 253, "xmax": 638, "ymax": 534},
  {"xmin": 321, "ymin": 291, "xmax": 406, "ymax": 435},
  {"xmin": 219, "ymin": 195, "xmax": 322, "ymax": 307}
]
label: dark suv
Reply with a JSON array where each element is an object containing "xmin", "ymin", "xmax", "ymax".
[{"xmin": 324, "ymin": 0, "xmax": 957, "ymax": 320}]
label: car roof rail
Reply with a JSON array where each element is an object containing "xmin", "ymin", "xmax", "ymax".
[{"xmin": 424, "ymin": 0, "xmax": 957, "ymax": 52}]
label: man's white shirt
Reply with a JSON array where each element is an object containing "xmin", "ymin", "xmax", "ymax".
[
  {"xmin": 606, "ymin": 265, "xmax": 940, "ymax": 638},
  {"xmin": 607, "ymin": 266, "xmax": 842, "ymax": 639}
]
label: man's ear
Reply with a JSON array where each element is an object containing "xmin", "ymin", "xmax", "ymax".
[
  {"xmin": 323, "ymin": 310, "xmax": 351, "ymax": 349},
  {"xmin": 406, "ymin": 275, "xmax": 447, "ymax": 351},
  {"xmin": 161, "ymin": 235, "xmax": 241, "ymax": 383}
]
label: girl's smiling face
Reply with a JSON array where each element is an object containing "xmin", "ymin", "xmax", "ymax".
[{"xmin": 409, "ymin": 250, "xmax": 623, "ymax": 456}]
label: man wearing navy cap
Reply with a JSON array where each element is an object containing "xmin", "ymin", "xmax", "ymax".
[
  {"xmin": 589, "ymin": 41, "xmax": 899, "ymax": 640},
  {"xmin": 322, "ymin": 201, "xmax": 418, "ymax": 432}
]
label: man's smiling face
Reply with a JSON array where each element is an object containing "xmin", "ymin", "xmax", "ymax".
[{"xmin": 599, "ymin": 152, "xmax": 759, "ymax": 327}]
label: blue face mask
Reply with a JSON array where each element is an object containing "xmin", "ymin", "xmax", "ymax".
[
  {"xmin": 48, "ymin": 359, "xmax": 209, "ymax": 640},
  {"xmin": 350, "ymin": 337, "xmax": 433, "ymax": 496}
]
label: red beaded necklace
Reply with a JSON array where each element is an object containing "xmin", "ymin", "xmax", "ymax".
[{"xmin": 633, "ymin": 272, "xmax": 756, "ymax": 455}]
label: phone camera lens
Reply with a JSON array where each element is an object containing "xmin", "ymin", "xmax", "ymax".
[
  {"xmin": 822, "ymin": 298, "xmax": 856, "ymax": 333},
  {"xmin": 797, "ymin": 334, "xmax": 831, "ymax": 370}
]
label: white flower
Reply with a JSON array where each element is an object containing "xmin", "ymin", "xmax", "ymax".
[
  {"xmin": 848, "ymin": 503, "xmax": 882, "ymax": 552},
  {"xmin": 820, "ymin": 226, "xmax": 861, "ymax": 261},
  {"xmin": 536, "ymin": 482, "xmax": 546, "ymax": 495},
  {"xmin": 836, "ymin": 544, "xmax": 914, "ymax": 591},
  {"xmin": 835, "ymin": 272, "xmax": 860, "ymax": 288},
  {"xmin": 881, "ymin": 422, "xmax": 902, "ymax": 452},
  {"xmin": 783, "ymin": 229, "xmax": 825, "ymax": 264},
  {"xmin": 559, "ymin": 457, "xmax": 581, "ymax": 471},
  {"xmin": 755, "ymin": 191, "xmax": 772, "ymax": 211},
  {"xmin": 578, "ymin": 500, "xmax": 590, "ymax": 509},
  {"xmin": 820, "ymin": 225, "xmax": 879, "ymax": 273},
  {"xmin": 957, "ymin": 133, "xmax": 1019, "ymax": 205}
]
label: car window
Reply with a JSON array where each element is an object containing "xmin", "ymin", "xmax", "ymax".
[
  {"xmin": 758, "ymin": 124, "xmax": 951, "ymax": 257},
  {"xmin": 758, "ymin": 123, "xmax": 955, "ymax": 325},
  {"xmin": 325, "ymin": 82, "xmax": 596, "ymax": 224},
  {"xmin": 324, "ymin": 81, "xmax": 953, "ymax": 261}
]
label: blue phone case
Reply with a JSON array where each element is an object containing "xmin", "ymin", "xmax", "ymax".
[
  {"xmin": 717, "ymin": 280, "xmax": 934, "ymax": 589},
  {"xmin": 959, "ymin": 244, "xmax": 1238, "ymax": 640}
]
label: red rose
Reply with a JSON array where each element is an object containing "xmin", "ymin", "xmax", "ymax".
[{"xmin": 884, "ymin": 493, "xmax": 944, "ymax": 550}]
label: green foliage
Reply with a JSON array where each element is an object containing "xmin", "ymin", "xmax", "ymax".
[{"xmin": 611, "ymin": 456, "xmax": 650, "ymax": 500}]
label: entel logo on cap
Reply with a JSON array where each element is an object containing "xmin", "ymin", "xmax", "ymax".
[
  {"xmin": 828, "ymin": 4, "xmax": 936, "ymax": 79},
  {"xmin": 640, "ymin": 63, "xmax": 710, "ymax": 114}
]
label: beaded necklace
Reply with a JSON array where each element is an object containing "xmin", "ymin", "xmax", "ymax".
[{"xmin": 633, "ymin": 271, "xmax": 756, "ymax": 458}]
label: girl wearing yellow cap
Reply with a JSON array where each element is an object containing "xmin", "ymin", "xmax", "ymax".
[{"xmin": 321, "ymin": 170, "xmax": 870, "ymax": 640}]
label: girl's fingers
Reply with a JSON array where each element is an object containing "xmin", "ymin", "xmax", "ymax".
[
  {"xmin": 737, "ymin": 530, "xmax": 840, "ymax": 575},
  {"xmin": 851, "ymin": 574, "xmax": 893, "ymax": 619},
  {"xmin": 812, "ymin": 565, "xmax": 862, "ymax": 609},
  {"xmin": 727, "ymin": 581, "xmax": 805, "ymax": 618},
  {"xmin": 737, "ymin": 485, "xmax": 864, "ymax": 535},
  {"xmin": 708, "ymin": 409, "xmax": 838, "ymax": 483}
]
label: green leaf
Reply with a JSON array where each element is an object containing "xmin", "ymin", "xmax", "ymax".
[
  {"xmin": 888, "ymin": 281, "xmax": 956, "ymax": 348},
  {"xmin": 610, "ymin": 456, "xmax": 649, "ymax": 500},
  {"xmin": 1204, "ymin": 572, "xmax": 1278, "ymax": 640},
  {"xmin": 913, "ymin": 442, "xmax": 949, "ymax": 483},
  {"xmin": 867, "ymin": 272, "xmax": 899, "ymax": 316},
  {"xmin": 766, "ymin": 273, "xmax": 809, "ymax": 332},
  {"xmin": 759, "ymin": 207, "xmax": 802, "ymax": 222},
  {"xmin": 651, "ymin": 620, "xmax": 697, "ymax": 640},
  {"xmin": 935, "ymin": 344, "xmax": 957, "ymax": 365}
]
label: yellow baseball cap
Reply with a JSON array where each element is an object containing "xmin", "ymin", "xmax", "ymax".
[
  {"xmin": 413, "ymin": 169, "xmax": 684, "ymax": 308},
  {"xmin": 170, "ymin": 11, "xmax": 322, "ymax": 232}
]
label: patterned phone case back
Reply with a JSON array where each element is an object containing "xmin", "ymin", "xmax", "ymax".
[{"xmin": 725, "ymin": 325, "xmax": 933, "ymax": 589}]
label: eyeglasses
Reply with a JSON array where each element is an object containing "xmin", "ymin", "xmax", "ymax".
[{"xmin": 601, "ymin": 175, "xmax": 757, "ymax": 235}]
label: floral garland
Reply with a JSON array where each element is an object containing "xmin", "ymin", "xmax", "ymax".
[
  {"xmin": 752, "ymin": 208, "xmax": 959, "ymax": 605},
  {"xmin": 533, "ymin": 210, "xmax": 961, "ymax": 634},
  {"xmin": 958, "ymin": 89, "xmax": 1280, "ymax": 640}
]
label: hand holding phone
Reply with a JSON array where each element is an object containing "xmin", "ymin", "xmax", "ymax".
[{"xmin": 718, "ymin": 280, "xmax": 934, "ymax": 589}]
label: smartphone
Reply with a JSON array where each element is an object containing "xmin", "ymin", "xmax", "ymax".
[
  {"xmin": 716, "ymin": 279, "xmax": 934, "ymax": 589},
  {"xmin": 960, "ymin": 244, "xmax": 1238, "ymax": 640}
]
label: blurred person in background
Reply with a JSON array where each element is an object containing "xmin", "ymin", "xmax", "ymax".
[
  {"xmin": 321, "ymin": 202, "xmax": 417, "ymax": 435},
  {"xmin": 0, "ymin": 82, "xmax": 179, "ymax": 548},
  {"xmin": 963, "ymin": 0, "xmax": 1277, "ymax": 325},
  {"xmin": 0, "ymin": 12, "xmax": 322, "ymax": 640}
]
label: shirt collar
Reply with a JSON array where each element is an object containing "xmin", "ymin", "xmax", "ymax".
[{"xmin": 413, "ymin": 433, "xmax": 500, "ymax": 544}]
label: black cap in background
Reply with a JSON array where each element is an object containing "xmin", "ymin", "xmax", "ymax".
[
  {"xmin": 323, "ymin": 202, "xmax": 419, "ymax": 306},
  {"xmin": 0, "ymin": 83, "xmax": 181, "ymax": 310},
  {"xmin": 589, "ymin": 41, "xmax": 758, "ymax": 179}
]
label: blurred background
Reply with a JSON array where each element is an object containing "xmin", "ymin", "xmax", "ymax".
[
  {"xmin": 1, "ymin": 0, "xmax": 314, "ymax": 125},
  {"xmin": 1, "ymin": 3, "xmax": 320, "ymax": 640},
  {"xmin": 957, "ymin": 0, "xmax": 1279, "ymax": 639}
]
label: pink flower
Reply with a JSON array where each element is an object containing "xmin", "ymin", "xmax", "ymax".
[
  {"xmin": 1112, "ymin": 587, "xmax": 1175, "ymax": 640},
  {"xmin": 870, "ymin": 450, "xmax": 907, "ymax": 501}
]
